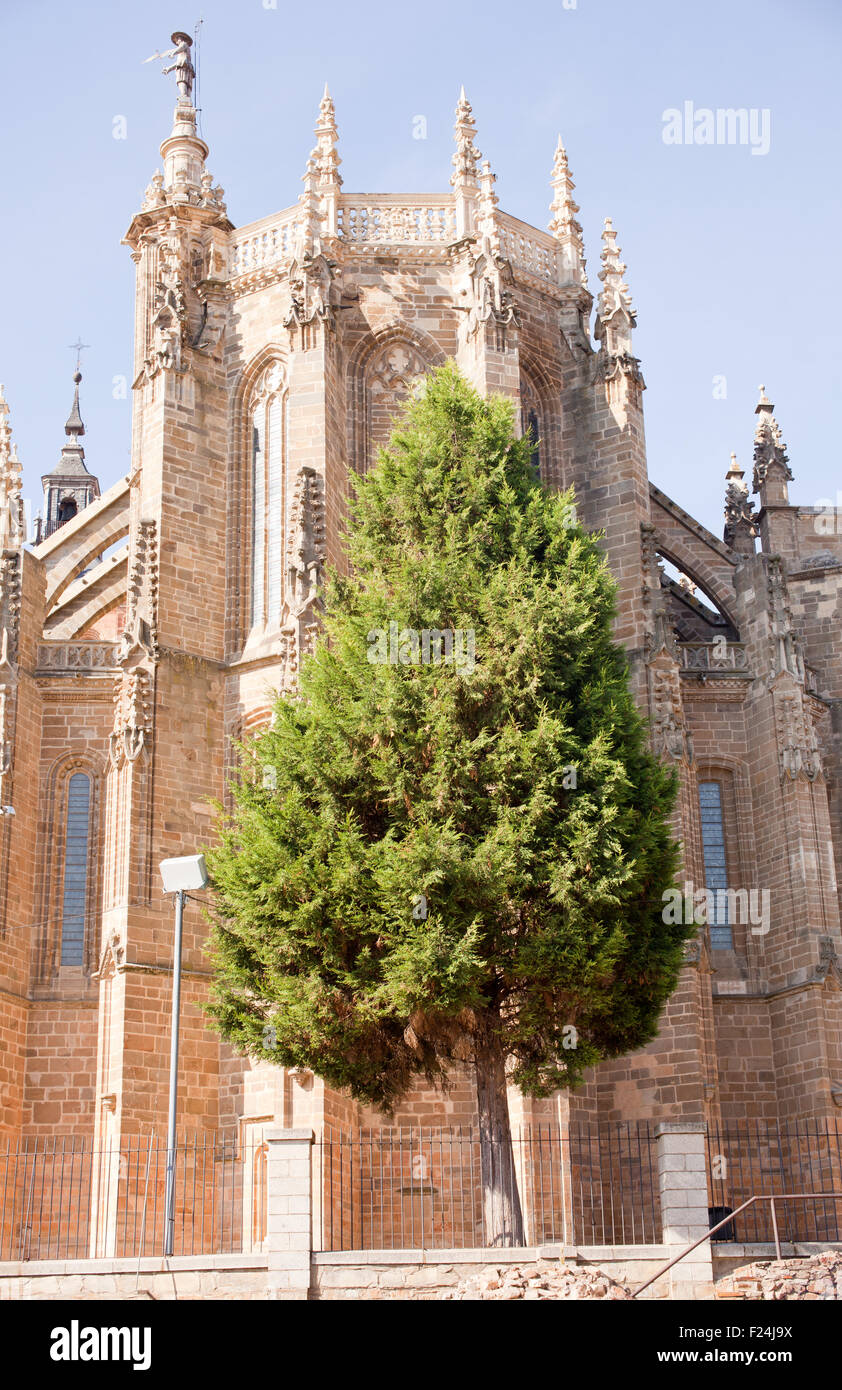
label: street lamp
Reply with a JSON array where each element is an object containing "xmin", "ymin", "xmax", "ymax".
[{"xmin": 159, "ymin": 853, "xmax": 209, "ymax": 1258}]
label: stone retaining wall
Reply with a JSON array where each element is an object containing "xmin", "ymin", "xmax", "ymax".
[
  {"xmin": 4, "ymin": 1243, "xmax": 840, "ymax": 1300},
  {"xmin": 0, "ymin": 1254, "xmax": 268, "ymax": 1301}
]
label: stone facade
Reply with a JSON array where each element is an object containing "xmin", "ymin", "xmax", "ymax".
[{"xmin": 1, "ymin": 76, "xmax": 841, "ymax": 1234}]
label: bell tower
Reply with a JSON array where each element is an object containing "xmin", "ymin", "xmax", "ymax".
[{"xmin": 36, "ymin": 371, "xmax": 100, "ymax": 542}]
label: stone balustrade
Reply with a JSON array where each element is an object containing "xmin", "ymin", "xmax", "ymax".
[
  {"xmin": 230, "ymin": 209, "xmax": 302, "ymax": 278},
  {"xmin": 230, "ymin": 198, "xmax": 566, "ymax": 277},
  {"xmin": 338, "ymin": 195, "xmax": 456, "ymax": 245},
  {"xmin": 36, "ymin": 642, "xmax": 120, "ymax": 672},
  {"xmin": 679, "ymin": 641, "xmax": 749, "ymax": 673},
  {"xmin": 497, "ymin": 212, "xmax": 561, "ymax": 284}
]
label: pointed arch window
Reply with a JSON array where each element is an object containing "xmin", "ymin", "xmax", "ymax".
[
  {"xmin": 519, "ymin": 375, "xmax": 542, "ymax": 478},
  {"xmin": 249, "ymin": 364, "xmax": 287, "ymax": 628},
  {"xmin": 60, "ymin": 773, "xmax": 92, "ymax": 966}
]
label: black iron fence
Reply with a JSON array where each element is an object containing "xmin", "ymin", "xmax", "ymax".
[
  {"xmin": 313, "ymin": 1122, "xmax": 662, "ymax": 1252},
  {"xmin": 706, "ymin": 1118, "xmax": 842, "ymax": 1243},
  {"xmin": 0, "ymin": 1133, "xmax": 260, "ymax": 1261}
]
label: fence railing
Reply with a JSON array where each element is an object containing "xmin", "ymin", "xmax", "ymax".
[
  {"xmin": 313, "ymin": 1122, "xmax": 662, "ymax": 1252},
  {"xmin": 706, "ymin": 1119, "xmax": 842, "ymax": 1243},
  {"xmin": 7, "ymin": 1118, "xmax": 837, "ymax": 1263},
  {"xmin": 0, "ymin": 1133, "xmax": 262, "ymax": 1262},
  {"xmin": 679, "ymin": 641, "xmax": 749, "ymax": 672}
]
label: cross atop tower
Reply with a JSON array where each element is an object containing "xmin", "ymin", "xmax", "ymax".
[{"xmin": 68, "ymin": 339, "xmax": 90, "ymax": 374}]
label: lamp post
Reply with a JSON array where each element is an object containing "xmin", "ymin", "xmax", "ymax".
[{"xmin": 159, "ymin": 853, "xmax": 209, "ymax": 1258}]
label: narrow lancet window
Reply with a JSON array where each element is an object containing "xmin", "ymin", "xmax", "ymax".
[
  {"xmin": 60, "ymin": 773, "xmax": 92, "ymax": 966},
  {"xmin": 251, "ymin": 412, "xmax": 266, "ymax": 627},
  {"xmin": 698, "ymin": 780, "xmax": 732, "ymax": 949},
  {"xmin": 249, "ymin": 366, "xmax": 286, "ymax": 631}
]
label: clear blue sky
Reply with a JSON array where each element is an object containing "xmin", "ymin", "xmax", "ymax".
[{"xmin": 1, "ymin": 0, "xmax": 840, "ymax": 538}]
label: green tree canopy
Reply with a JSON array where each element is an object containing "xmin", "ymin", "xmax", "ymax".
[{"xmin": 205, "ymin": 362, "xmax": 687, "ymax": 1241}]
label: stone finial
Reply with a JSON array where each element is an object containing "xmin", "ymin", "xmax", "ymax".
[
  {"xmin": 477, "ymin": 158, "xmax": 500, "ymax": 258},
  {"xmin": 451, "ymin": 86, "xmax": 481, "ymax": 190},
  {"xmin": 724, "ymin": 451, "xmax": 758, "ymax": 555},
  {"xmin": 0, "ymin": 384, "xmax": 24, "ymax": 552},
  {"xmin": 597, "ymin": 217, "xmax": 635, "ymax": 322},
  {"xmin": 302, "ymin": 84, "xmax": 342, "ymax": 245},
  {"xmin": 594, "ymin": 217, "xmax": 639, "ymax": 373},
  {"xmin": 752, "ymin": 384, "xmax": 793, "ymax": 500},
  {"xmin": 451, "ymin": 87, "xmax": 481, "ymax": 238},
  {"xmin": 549, "ymin": 136, "xmax": 587, "ymax": 289},
  {"xmin": 312, "ymin": 83, "xmax": 342, "ymax": 191},
  {"xmin": 298, "ymin": 153, "xmax": 322, "ymax": 259}
]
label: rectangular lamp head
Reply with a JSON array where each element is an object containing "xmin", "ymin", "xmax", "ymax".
[{"xmin": 159, "ymin": 854, "xmax": 209, "ymax": 894}]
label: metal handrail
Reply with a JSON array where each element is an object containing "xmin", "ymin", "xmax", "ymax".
[{"xmin": 633, "ymin": 1192, "xmax": 842, "ymax": 1298}]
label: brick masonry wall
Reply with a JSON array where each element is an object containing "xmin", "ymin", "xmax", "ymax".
[{"xmin": 3, "ymin": 155, "xmax": 842, "ymax": 1158}]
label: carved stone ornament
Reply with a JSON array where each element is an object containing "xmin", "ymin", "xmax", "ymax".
[
  {"xmin": 118, "ymin": 520, "xmax": 159, "ymax": 666},
  {"xmin": 594, "ymin": 346, "xmax": 645, "ymax": 387},
  {"xmin": 455, "ymin": 243, "xmax": 520, "ymax": 338},
  {"xmin": 0, "ymin": 553, "xmax": 21, "ymax": 672},
  {"xmin": 109, "ymin": 669, "xmax": 153, "ymax": 767},
  {"xmin": 143, "ymin": 225, "xmax": 189, "ymax": 379},
  {"xmin": 775, "ymin": 685, "xmax": 822, "ymax": 782},
  {"xmin": 766, "ymin": 557, "xmax": 805, "ymax": 684},
  {"xmin": 94, "ymin": 929, "xmax": 126, "ymax": 981},
  {"xmin": 814, "ymin": 937, "xmax": 840, "ymax": 985},
  {"xmin": 649, "ymin": 664, "xmax": 693, "ymax": 763},
  {"xmin": 284, "ymin": 253, "xmax": 337, "ymax": 331},
  {"xmin": 286, "ymin": 467, "xmax": 326, "ymax": 619}
]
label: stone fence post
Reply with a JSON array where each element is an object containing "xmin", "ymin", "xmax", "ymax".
[
  {"xmin": 265, "ymin": 1127, "xmax": 314, "ymax": 1301},
  {"xmin": 655, "ymin": 1121, "xmax": 713, "ymax": 1299}
]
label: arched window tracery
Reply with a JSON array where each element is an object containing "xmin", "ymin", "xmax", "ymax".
[{"xmin": 362, "ymin": 341, "xmax": 428, "ymax": 474}]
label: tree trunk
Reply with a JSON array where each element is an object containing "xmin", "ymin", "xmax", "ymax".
[{"xmin": 475, "ymin": 1032, "xmax": 525, "ymax": 1247}]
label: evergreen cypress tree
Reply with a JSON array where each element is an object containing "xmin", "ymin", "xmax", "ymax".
[{"xmin": 206, "ymin": 362, "xmax": 687, "ymax": 1245}]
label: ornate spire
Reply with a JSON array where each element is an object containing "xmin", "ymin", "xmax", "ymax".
[
  {"xmin": 312, "ymin": 84, "xmax": 343, "ymax": 193},
  {"xmin": 297, "ymin": 152, "xmax": 322, "ymax": 259},
  {"xmin": 65, "ymin": 371, "xmax": 85, "ymax": 440},
  {"xmin": 477, "ymin": 158, "xmax": 500, "ymax": 257},
  {"xmin": 298, "ymin": 84, "xmax": 342, "ymax": 248},
  {"xmin": 548, "ymin": 137, "xmax": 587, "ymax": 289},
  {"xmin": 594, "ymin": 217, "xmax": 639, "ymax": 370},
  {"xmin": 37, "ymin": 372, "xmax": 100, "ymax": 541},
  {"xmin": 451, "ymin": 87, "xmax": 481, "ymax": 238},
  {"xmin": 597, "ymin": 217, "xmax": 634, "ymax": 321},
  {"xmin": 752, "ymin": 384, "xmax": 793, "ymax": 500},
  {"xmin": 0, "ymin": 385, "xmax": 24, "ymax": 553},
  {"xmin": 723, "ymin": 452, "xmax": 758, "ymax": 555},
  {"xmin": 139, "ymin": 30, "xmax": 226, "ymax": 216}
]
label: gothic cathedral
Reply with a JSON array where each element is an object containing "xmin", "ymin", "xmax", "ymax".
[{"xmin": 1, "ymin": 70, "xmax": 841, "ymax": 1160}]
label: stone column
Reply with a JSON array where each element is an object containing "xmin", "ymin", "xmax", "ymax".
[
  {"xmin": 656, "ymin": 1121, "xmax": 713, "ymax": 1299},
  {"xmin": 265, "ymin": 1127, "xmax": 314, "ymax": 1301}
]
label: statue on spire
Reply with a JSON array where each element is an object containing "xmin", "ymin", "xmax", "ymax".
[{"xmin": 145, "ymin": 31, "xmax": 195, "ymax": 104}]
